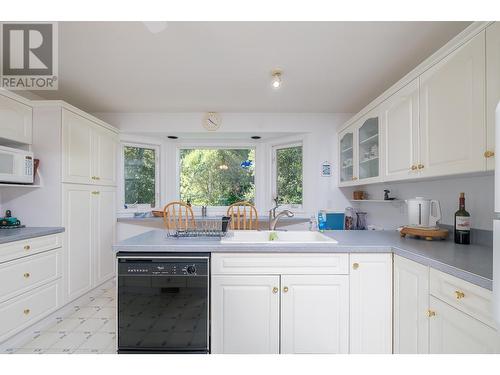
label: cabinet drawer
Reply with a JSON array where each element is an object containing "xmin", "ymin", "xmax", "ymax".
[
  {"xmin": 430, "ymin": 268, "xmax": 494, "ymax": 328},
  {"xmin": 211, "ymin": 253, "xmax": 349, "ymax": 275},
  {"xmin": 0, "ymin": 249, "xmax": 62, "ymax": 303},
  {"xmin": 0, "ymin": 234, "xmax": 62, "ymax": 264},
  {"xmin": 0, "ymin": 281, "xmax": 60, "ymax": 342}
]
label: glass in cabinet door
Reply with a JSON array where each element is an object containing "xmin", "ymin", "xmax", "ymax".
[
  {"xmin": 358, "ymin": 117, "xmax": 379, "ymax": 180},
  {"xmin": 340, "ymin": 131, "xmax": 354, "ymax": 182}
]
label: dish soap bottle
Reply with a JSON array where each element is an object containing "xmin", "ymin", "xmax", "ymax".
[
  {"xmin": 454, "ymin": 192, "xmax": 471, "ymax": 245},
  {"xmin": 318, "ymin": 211, "xmax": 326, "ymax": 232}
]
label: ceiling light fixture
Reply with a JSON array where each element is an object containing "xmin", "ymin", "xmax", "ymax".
[{"xmin": 271, "ymin": 69, "xmax": 282, "ymax": 89}]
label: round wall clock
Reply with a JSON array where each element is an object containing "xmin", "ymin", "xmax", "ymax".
[{"xmin": 203, "ymin": 112, "xmax": 221, "ymax": 131}]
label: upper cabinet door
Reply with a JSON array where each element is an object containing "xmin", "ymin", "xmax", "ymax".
[
  {"xmin": 486, "ymin": 22, "xmax": 500, "ymax": 171},
  {"xmin": 349, "ymin": 253, "xmax": 393, "ymax": 354},
  {"xmin": 211, "ymin": 275, "xmax": 280, "ymax": 354},
  {"xmin": 339, "ymin": 129, "xmax": 356, "ymax": 185},
  {"xmin": 62, "ymin": 109, "xmax": 94, "ymax": 184},
  {"xmin": 94, "ymin": 127, "xmax": 117, "ymax": 186},
  {"xmin": 356, "ymin": 109, "xmax": 381, "ymax": 183},
  {"xmin": 281, "ymin": 274, "xmax": 349, "ymax": 354},
  {"xmin": 382, "ymin": 79, "xmax": 420, "ymax": 181},
  {"xmin": 0, "ymin": 93, "xmax": 33, "ymax": 145},
  {"xmin": 419, "ymin": 31, "xmax": 486, "ymax": 178}
]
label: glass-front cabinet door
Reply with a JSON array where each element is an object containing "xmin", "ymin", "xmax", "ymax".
[
  {"xmin": 357, "ymin": 115, "xmax": 380, "ymax": 181},
  {"xmin": 339, "ymin": 130, "xmax": 355, "ymax": 183}
]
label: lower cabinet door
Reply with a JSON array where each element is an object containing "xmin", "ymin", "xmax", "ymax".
[
  {"xmin": 429, "ymin": 296, "xmax": 500, "ymax": 353},
  {"xmin": 93, "ymin": 187, "xmax": 116, "ymax": 286},
  {"xmin": 393, "ymin": 255, "xmax": 429, "ymax": 354},
  {"xmin": 281, "ymin": 274, "xmax": 349, "ymax": 354},
  {"xmin": 350, "ymin": 253, "xmax": 393, "ymax": 353},
  {"xmin": 211, "ymin": 275, "xmax": 280, "ymax": 354},
  {"xmin": 63, "ymin": 184, "xmax": 93, "ymax": 302}
]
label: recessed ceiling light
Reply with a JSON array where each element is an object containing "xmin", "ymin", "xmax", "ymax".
[
  {"xmin": 251, "ymin": 136, "xmax": 261, "ymax": 140},
  {"xmin": 167, "ymin": 135, "xmax": 178, "ymax": 139},
  {"xmin": 271, "ymin": 69, "xmax": 282, "ymax": 89}
]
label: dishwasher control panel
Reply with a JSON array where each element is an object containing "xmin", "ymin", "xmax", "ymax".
[{"xmin": 118, "ymin": 259, "xmax": 208, "ymax": 276}]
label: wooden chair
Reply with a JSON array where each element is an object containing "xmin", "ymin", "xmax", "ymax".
[
  {"xmin": 226, "ymin": 201, "xmax": 258, "ymax": 230},
  {"xmin": 163, "ymin": 201, "xmax": 196, "ymax": 230}
]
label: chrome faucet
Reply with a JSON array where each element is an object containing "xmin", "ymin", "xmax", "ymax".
[{"xmin": 269, "ymin": 196, "xmax": 294, "ymax": 230}]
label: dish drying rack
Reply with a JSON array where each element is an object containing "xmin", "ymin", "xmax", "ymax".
[{"xmin": 165, "ymin": 216, "xmax": 231, "ymax": 238}]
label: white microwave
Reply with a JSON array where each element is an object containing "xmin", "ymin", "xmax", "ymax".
[{"xmin": 0, "ymin": 145, "xmax": 34, "ymax": 184}]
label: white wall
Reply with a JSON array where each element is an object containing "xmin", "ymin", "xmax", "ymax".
[{"xmin": 340, "ymin": 174, "xmax": 494, "ymax": 231}]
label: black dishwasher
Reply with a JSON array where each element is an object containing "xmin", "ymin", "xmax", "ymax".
[{"xmin": 117, "ymin": 253, "xmax": 210, "ymax": 353}]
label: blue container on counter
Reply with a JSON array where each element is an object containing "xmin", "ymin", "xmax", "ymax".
[{"xmin": 317, "ymin": 211, "xmax": 345, "ymax": 230}]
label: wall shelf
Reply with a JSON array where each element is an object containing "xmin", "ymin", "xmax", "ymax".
[{"xmin": 350, "ymin": 199, "xmax": 401, "ymax": 203}]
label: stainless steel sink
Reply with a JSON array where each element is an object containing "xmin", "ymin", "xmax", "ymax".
[{"xmin": 221, "ymin": 230, "xmax": 337, "ymax": 244}]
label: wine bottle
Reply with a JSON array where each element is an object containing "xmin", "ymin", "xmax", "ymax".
[{"xmin": 454, "ymin": 192, "xmax": 471, "ymax": 245}]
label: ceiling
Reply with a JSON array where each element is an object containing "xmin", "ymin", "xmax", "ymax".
[{"xmin": 34, "ymin": 21, "xmax": 471, "ymax": 113}]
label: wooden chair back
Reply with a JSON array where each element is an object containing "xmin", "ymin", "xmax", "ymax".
[
  {"xmin": 163, "ymin": 201, "xmax": 196, "ymax": 230},
  {"xmin": 227, "ymin": 201, "xmax": 258, "ymax": 230}
]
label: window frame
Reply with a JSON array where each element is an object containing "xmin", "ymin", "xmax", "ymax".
[
  {"xmin": 120, "ymin": 141, "xmax": 160, "ymax": 211},
  {"xmin": 175, "ymin": 143, "xmax": 257, "ymax": 214},
  {"xmin": 271, "ymin": 141, "xmax": 304, "ymax": 211}
]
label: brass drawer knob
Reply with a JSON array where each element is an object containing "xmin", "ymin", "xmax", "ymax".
[
  {"xmin": 24, "ymin": 245, "xmax": 31, "ymax": 251},
  {"xmin": 427, "ymin": 309, "xmax": 436, "ymax": 317},
  {"xmin": 283, "ymin": 286, "xmax": 289, "ymax": 293},
  {"xmin": 352, "ymin": 176, "xmax": 358, "ymax": 181},
  {"xmin": 23, "ymin": 272, "xmax": 30, "ymax": 279},
  {"xmin": 92, "ymin": 191, "xmax": 100, "ymax": 195},
  {"xmin": 455, "ymin": 290, "xmax": 465, "ymax": 299},
  {"xmin": 272, "ymin": 287, "xmax": 278, "ymax": 294},
  {"xmin": 23, "ymin": 308, "xmax": 30, "ymax": 315},
  {"xmin": 417, "ymin": 164, "xmax": 424, "ymax": 169},
  {"xmin": 484, "ymin": 150, "xmax": 495, "ymax": 158},
  {"xmin": 352, "ymin": 262, "xmax": 359, "ymax": 270},
  {"xmin": 410, "ymin": 165, "xmax": 418, "ymax": 171}
]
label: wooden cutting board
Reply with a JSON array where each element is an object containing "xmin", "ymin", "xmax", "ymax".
[{"xmin": 400, "ymin": 226, "xmax": 449, "ymax": 241}]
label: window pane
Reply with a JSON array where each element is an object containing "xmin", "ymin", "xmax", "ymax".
[
  {"xmin": 179, "ymin": 149, "xmax": 255, "ymax": 206},
  {"xmin": 124, "ymin": 146, "xmax": 156, "ymax": 206},
  {"xmin": 276, "ymin": 146, "xmax": 303, "ymax": 205}
]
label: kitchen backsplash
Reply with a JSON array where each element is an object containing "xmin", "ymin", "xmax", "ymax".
[{"xmin": 341, "ymin": 173, "xmax": 494, "ymax": 231}]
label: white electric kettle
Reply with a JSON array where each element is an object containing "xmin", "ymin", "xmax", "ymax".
[{"xmin": 406, "ymin": 197, "xmax": 441, "ymax": 228}]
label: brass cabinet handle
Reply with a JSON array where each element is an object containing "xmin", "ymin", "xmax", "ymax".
[
  {"xmin": 427, "ymin": 309, "xmax": 436, "ymax": 317},
  {"xmin": 352, "ymin": 176, "xmax": 358, "ymax": 181},
  {"xmin": 272, "ymin": 287, "xmax": 278, "ymax": 294},
  {"xmin": 24, "ymin": 308, "xmax": 30, "ymax": 315},
  {"xmin": 455, "ymin": 290, "xmax": 465, "ymax": 299},
  {"xmin": 24, "ymin": 245, "xmax": 31, "ymax": 251},
  {"xmin": 92, "ymin": 191, "xmax": 100, "ymax": 195},
  {"xmin": 95, "ymin": 176, "xmax": 101, "ymax": 180},
  {"xmin": 417, "ymin": 164, "xmax": 424, "ymax": 169},
  {"xmin": 410, "ymin": 165, "xmax": 418, "ymax": 171},
  {"xmin": 352, "ymin": 262, "xmax": 359, "ymax": 270},
  {"xmin": 23, "ymin": 272, "xmax": 30, "ymax": 279},
  {"xmin": 283, "ymin": 286, "xmax": 289, "ymax": 293},
  {"xmin": 484, "ymin": 150, "xmax": 495, "ymax": 158}
]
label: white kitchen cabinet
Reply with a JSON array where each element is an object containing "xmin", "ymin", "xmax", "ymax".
[
  {"xmin": 393, "ymin": 255, "xmax": 429, "ymax": 354},
  {"xmin": 338, "ymin": 107, "xmax": 381, "ymax": 186},
  {"xmin": 62, "ymin": 108, "xmax": 117, "ymax": 186},
  {"xmin": 281, "ymin": 274, "xmax": 348, "ymax": 354},
  {"xmin": 349, "ymin": 253, "xmax": 392, "ymax": 354},
  {"xmin": 486, "ymin": 22, "xmax": 500, "ymax": 171},
  {"xmin": 429, "ymin": 296, "xmax": 500, "ymax": 353},
  {"xmin": 94, "ymin": 127, "xmax": 118, "ymax": 186},
  {"xmin": 339, "ymin": 128, "xmax": 356, "ymax": 185},
  {"xmin": 382, "ymin": 79, "xmax": 420, "ymax": 181},
  {"xmin": 211, "ymin": 275, "xmax": 280, "ymax": 354},
  {"xmin": 0, "ymin": 92, "xmax": 33, "ymax": 145},
  {"xmin": 93, "ymin": 187, "xmax": 116, "ymax": 285},
  {"xmin": 419, "ymin": 31, "xmax": 486, "ymax": 178},
  {"xmin": 63, "ymin": 184, "xmax": 94, "ymax": 301}
]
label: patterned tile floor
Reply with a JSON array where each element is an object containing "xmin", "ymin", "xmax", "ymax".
[{"xmin": 3, "ymin": 279, "xmax": 117, "ymax": 354}]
